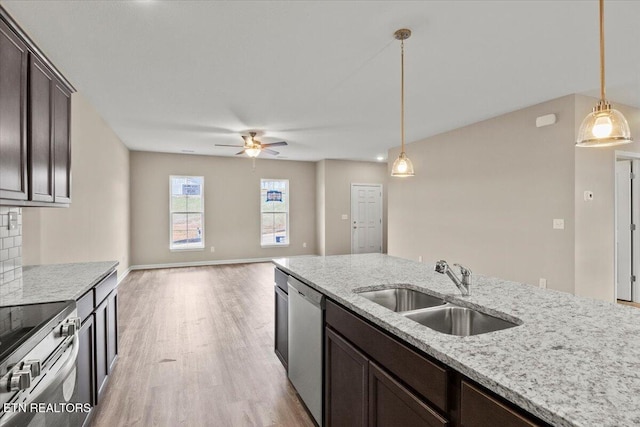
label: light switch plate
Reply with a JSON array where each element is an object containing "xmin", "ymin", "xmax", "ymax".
[{"xmin": 8, "ymin": 212, "xmax": 17, "ymax": 230}]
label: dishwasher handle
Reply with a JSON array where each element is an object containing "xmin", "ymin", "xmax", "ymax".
[{"xmin": 288, "ymin": 277, "xmax": 324, "ymax": 308}]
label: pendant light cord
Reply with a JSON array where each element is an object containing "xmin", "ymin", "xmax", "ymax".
[
  {"xmin": 400, "ymin": 38, "xmax": 405, "ymax": 153},
  {"xmin": 600, "ymin": 0, "xmax": 606, "ymax": 101}
]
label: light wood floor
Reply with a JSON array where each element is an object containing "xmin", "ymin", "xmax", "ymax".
[
  {"xmin": 618, "ymin": 299, "xmax": 640, "ymax": 309},
  {"xmin": 89, "ymin": 263, "xmax": 314, "ymax": 427}
]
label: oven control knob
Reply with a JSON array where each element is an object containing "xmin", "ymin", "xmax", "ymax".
[
  {"xmin": 9, "ymin": 370, "xmax": 31, "ymax": 391},
  {"xmin": 60, "ymin": 322, "xmax": 76, "ymax": 337},
  {"xmin": 22, "ymin": 360, "xmax": 41, "ymax": 378},
  {"xmin": 70, "ymin": 317, "xmax": 81, "ymax": 329}
]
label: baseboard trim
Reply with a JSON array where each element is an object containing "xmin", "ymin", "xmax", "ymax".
[
  {"xmin": 129, "ymin": 257, "xmax": 276, "ymax": 271},
  {"xmin": 117, "ymin": 267, "xmax": 131, "ymax": 284}
]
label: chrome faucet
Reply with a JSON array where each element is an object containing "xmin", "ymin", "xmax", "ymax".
[{"xmin": 434, "ymin": 260, "xmax": 472, "ymax": 296}]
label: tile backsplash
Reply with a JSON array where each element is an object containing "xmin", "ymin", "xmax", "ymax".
[{"xmin": 0, "ymin": 207, "xmax": 23, "ymax": 293}]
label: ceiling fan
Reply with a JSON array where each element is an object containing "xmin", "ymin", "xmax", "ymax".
[{"xmin": 215, "ymin": 132, "xmax": 288, "ymax": 158}]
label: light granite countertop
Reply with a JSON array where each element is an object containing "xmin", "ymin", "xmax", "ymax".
[
  {"xmin": 0, "ymin": 261, "xmax": 119, "ymax": 306},
  {"xmin": 273, "ymin": 253, "xmax": 640, "ymax": 427}
]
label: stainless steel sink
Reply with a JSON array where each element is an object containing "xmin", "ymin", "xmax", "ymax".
[
  {"xmin": 403, "ymin": 305, "xmax": 518, "ymax": 336},
  {"xmin": 357, "ymin": 288, "xmax": 446, "ymax": 312}
]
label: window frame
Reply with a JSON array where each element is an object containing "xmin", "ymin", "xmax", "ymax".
[
  {"xmin": 169, "ymin": 175, "xmax": 205, "ymax": 251},
  {"xmin": 260, "ymin": 178, "xmax": 290, "ymax": 248}
]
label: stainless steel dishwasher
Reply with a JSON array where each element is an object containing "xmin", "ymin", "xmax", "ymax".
[{"xmin": 287, "ymin": 276, "xmax": 324, "ymax": 426}]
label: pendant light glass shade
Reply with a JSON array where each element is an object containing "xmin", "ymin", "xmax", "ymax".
[
  {"xmin": 391, "ymin": 152, "xmax": 414, "ymax": 177},
  {"xmin": 576, "ymin": 0, "xmax": 632, "ymax": 148},
  {"xmin": 576, "ymin": 101, "xmax": 632, "ymax": 147}
]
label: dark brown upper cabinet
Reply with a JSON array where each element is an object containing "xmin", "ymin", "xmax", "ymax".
[
  {"xmin": 53, "ymin": 82, "xmax": 71, "ymax": 204},
  {"xmin": 29, "ymin": 56, "xmax": 55, "ymax": 202},
  {"xmin": 0, "ymin": 19, "xmax": 29, "ymax": 201},
  {"xmin": 0, "ymin": 6, "xmax": 75, "ymax": 207}
]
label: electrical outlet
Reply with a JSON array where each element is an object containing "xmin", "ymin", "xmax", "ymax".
[
  {"xmin": 584, "ymin": 191, "xmax": 594, "ymax": 201},
  {"xmin": 341, "ymin": 214, "xmax": 348, "ymax": 220},
  {"xmin": 303, "ymin": 242, "xmax": 307, "ymax": 248},
  {"xmin": 553, "ymin": 219, "xmax": 565, "ymax": 230},
  {"xmin": 210, "ymin": 246, "xmax": 215, "ymax": 253},
  {"xmin": 418, "ymin": 256, "xmax": 423, "ymax": 262},
  {"xmin": 539, "ymin": 278, "xmax": 547, "ymax": 289}
]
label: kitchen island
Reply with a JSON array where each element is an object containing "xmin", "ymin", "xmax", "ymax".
[{"xmin": 274, "ymin": 254, "xmax": 640, "ymax": 427}]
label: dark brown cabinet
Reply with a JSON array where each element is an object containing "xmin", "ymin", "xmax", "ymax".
[
  {"xmin": 274, "ymin": 268, "xmax": 289, "ymax": 369},
  {"xmin": 460, "ymin": 381, "xmax": 542, "ymax": 427},
  {"xmin": 323, "ymin": 297, "xmax": 547, "ymax": 427},
  {"xmin": 325, "ymin": 328, "xmax": 368, "ymax": 427},
  {"xmin": 95, "ymin": 297, "xmax": 108, "ymax": 399},
  {"xmin": 369, "ymin": 362, "xmax": 448, "ymax": 427},
  {"xmin": 28, "ymin": 56, "xmax": 54, "ymax": 202},
  {"xmin": 0, "ymin": 6, "xmax": 74, "ymax": 207},
  {"xmin": 52, "ymin": 82, "xmax": 71, "ymax": 203},
  {"xmin": 78, "ymin": 314, "xmax": 95, "ymax": 427},
  {"xmin": 75, "ymin": 269, "xmax": 119, "ymax": 423},
  {"xmin": 0, "ymin": 18, "xmax": 28, "ymax": 201}
]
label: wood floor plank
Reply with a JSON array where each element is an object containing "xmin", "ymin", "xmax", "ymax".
[{"xmin": 89, "ymin": 263, "xmax": 313, "ymax": 427}]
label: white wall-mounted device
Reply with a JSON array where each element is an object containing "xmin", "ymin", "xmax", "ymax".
[{"xmin": 536, "ymin": 114, "xmax": 557, "ymax": 128}]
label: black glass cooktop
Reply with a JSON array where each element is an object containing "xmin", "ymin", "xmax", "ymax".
[{"xmin": 0, "ymin": 301, "xmax": 74, "ymax": 363}]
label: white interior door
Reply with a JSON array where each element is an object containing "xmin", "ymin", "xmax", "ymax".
[
  {"xmin": 616, "ymin": 160, "xmax": 632, "ymax": 301},
  {"xmin": 351, "ymin": 184, "xmax": 382, "ymax": 254}
]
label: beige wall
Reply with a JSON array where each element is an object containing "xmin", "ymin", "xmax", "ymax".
[
  {"xmin": 22, "ymin": 93, "xmax": 131, "ymax": 277},
  {"xmin": 318, "ymin": 159, "xmax": 388, "ymax": 256},
  {"xmin": 388, "ymin": 95, "xmax": 576, "ymax": 293},
  {"xmin": 129, "ymin": 152, "xmax": 316, "ymax": 266},
  {"xmin": 316, "ymin": 160, "xmax": 326, "ymax": 255},
  {"xmin": 574, "ymin": 95, "xmax": 640, "ymax": 301}
]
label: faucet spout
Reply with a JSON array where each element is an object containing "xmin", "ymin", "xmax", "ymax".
[{"xmin": 434, "ymin": 260, "xmax": 472, "ymax": 296}]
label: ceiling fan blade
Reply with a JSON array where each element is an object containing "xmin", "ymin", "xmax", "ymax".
[
  {"xmin": 263, "ymin": 148, "xmax": 280, "ymax": 156},
  {"xmin": 235, "ymin": 150, "xmax": 246, "ymax": 155},
  {"xmin": 262, "ymin": 141, "xmax": 287, "ymax": 147},
  {"xmin": 215, "ymin": 144, "xmax": 244, "ymax": 147}
]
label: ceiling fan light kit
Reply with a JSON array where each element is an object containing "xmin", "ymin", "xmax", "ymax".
[
  {"xmin": 576, "ymin": 0, "xmax": 632, "ymax": 148},
  {"xmin": 391, "ymin": 28, "xmax": 415, "ymax": 177}
]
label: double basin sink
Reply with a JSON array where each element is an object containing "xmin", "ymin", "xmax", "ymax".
[{"xmin": 357, "ymin": 288, "xmax": 518, "ymax": 336}]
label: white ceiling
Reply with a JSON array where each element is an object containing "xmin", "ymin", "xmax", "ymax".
[{"xmin": 2, "ymin": 0, "xmax": 640, "ymax": 162}]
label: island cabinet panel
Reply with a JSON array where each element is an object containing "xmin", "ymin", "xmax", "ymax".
[
  {"xmin": 460, "ymin": 381, "xmax": 543, "ymax": 427},
  {"xmin": 325, "ymin": 327, "xmax": 369, "ymax": 427},
  {"xmin": 107, "ymin": 289, "xmax": 118, "ymax": 371},
  {"xmin": 274, "ymin": 268, "xmax": 289, "ymax": 369},
  {"xmin": 369, "ymin": 362, "xmax": 448, "ymax": 427},
  {"xmin": 0, "ymin": 19, "xmax": 28, "ymax": 201},
  {"xmin": 28, "ymin": 56, "xmax": 54, "ymax": 202},
  {"xmin": 325, "ymin": 299, "xmax": 449, "ymax": 412}
]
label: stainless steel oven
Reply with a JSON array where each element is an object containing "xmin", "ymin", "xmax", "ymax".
[{"xmin": 0, "ymin": 301, "xmax": 85, "ymax": 427}]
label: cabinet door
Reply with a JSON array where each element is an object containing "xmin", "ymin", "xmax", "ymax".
[
  {"xmin": 274, "ymin": 285, "xmax": 288, "ymax": 369},
  {"xmin": 78, "ymin": 315, "xmax": 95, "ymax": 425},
  {"xmin": 28, "ymin": 56, "xmax": 54, "ymax": 202},
  {"xmin": 325, "ymin": 327, "xmax": 368, "ymax": 427},
  {"xmin": 94, "ymin": 297, "xmax": 108, "ymax": 401},
  {"xmin": 53, "ymin": 81, "xmax": 71, "ymax": 203},
  {"xmin": 107, "ymin": 289, "xmax": 118, "ymax": 372},
  {"xmin": 369, "ymin": 362, "xmax": 448, "ymax": 427},
  {"xmin": 0, "ymin": 19, "xmax": 28, "ymax": 200},
  {"xmin": 460, "ymin": 381, "xmax": 542, "ymax": 427}
]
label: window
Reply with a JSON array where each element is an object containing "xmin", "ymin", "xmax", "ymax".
[
  {"xmin": 170, "ymin": 176, "xmax": 204, "ymax": 250},
  {"xmin": 261, "ymin": 179, "xmax": 289, "ymax": 246}
]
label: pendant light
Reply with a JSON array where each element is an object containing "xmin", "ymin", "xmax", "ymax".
[
  {"xmin": 391, "ymin": 28, "xmax": 415, "ymax": 177},
  {"xmin": 576, "ymin": 0, "xmax": 632, "ymax": 147}
]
